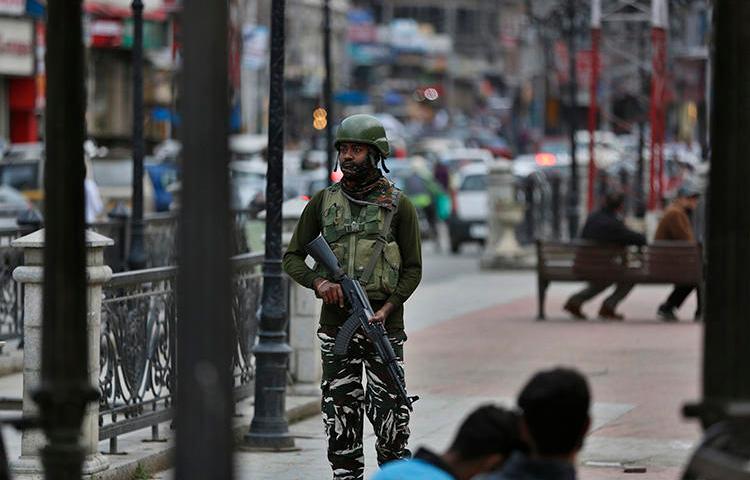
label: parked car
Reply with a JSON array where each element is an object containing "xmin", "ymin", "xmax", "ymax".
[
  {"xmin": 90, "ymin": 158, "xmax": 157, "ymax": 213},
  {"xmin": 0, "ymin": 185, "xmax": 35, "ymax": 228},
  {"xmin": 0, "ymin": 143, "xmax": 44, "ymax": 204},
  {"xmin": 447, "ymin": 163, "xmax": 489, "ymax": 253},
  {"xmin": 439, "ymin": 148, "xmax": 494, "ymax": 174},
  {"xmin": 229, "ymin": 159, "xmax": 266, "ymax": 210}
]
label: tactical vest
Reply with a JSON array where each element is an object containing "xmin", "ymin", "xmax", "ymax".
[{"xmin": 315, "ymin": 184, "xmax": 401, "ymax": 300}]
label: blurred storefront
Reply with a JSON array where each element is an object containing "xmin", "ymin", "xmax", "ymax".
[
  {"xmin": 0, "ymin": 1, "xmax": 41, "ymax": 146},
  {"xmin": 84, "ymin": 1, "xmax": 176, "ymax": 148}
]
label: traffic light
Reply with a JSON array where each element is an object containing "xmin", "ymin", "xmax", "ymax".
[{"xmin": 313, "ymin": 107, "xmax": 327, "ymax": 130}]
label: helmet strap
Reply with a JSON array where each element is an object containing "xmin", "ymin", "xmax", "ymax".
[{"xmin": 333, "ymin": 152, "xmax": 339, "ymax": 173}]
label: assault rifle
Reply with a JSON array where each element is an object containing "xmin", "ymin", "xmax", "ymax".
[{"xmin": 306, "ymin": 235, "xmax": 418, "ymax": 411}]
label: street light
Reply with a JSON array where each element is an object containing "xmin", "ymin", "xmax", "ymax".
[
  {"xmin": 128, "ymin": 0, "xmax": 147, "ymax": 270},
  {"xmin": 244, "ymin": 0, "xmax": 295, "ymax": 451},
  {"xmin": 323, "ymin": 0, "xmax": 335, "ymax": 182}
]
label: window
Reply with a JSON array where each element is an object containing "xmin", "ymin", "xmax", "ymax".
[{"xmin": 461, "ymin": 175, "xmax": 486, "ymax": 192}]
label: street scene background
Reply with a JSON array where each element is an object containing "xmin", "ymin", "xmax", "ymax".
[{"xmin": 0, "ymin": 0, "xmax": 716, "ymax": 479}]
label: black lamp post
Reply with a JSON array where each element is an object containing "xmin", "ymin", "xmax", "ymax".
[
  {"xmin": 128, "ymin": 0, "xmax": 147, "ymax": 270},
  {"xmin": 323, "ymin": 0, "xmax": 335, "ymax": 179},
  {"xmin": 244, "ymin": 0, "xmax": 295, "ymax": 450},
  {"xmin": 565, "ymin": 0, "xmax": 580, "ymax": 239},
  {"xmin": 40, "ymin": 0, "xmax": 97, "ymax": 477}
]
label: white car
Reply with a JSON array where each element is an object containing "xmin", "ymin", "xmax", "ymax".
[{"xmin": 447, "ymin": 163, "xmax": 489, "ymax": 253}]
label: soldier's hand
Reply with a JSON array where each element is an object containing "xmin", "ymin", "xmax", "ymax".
[
  {"xmin": 369, "ymin": 303, "xmax": 394, "ymax": 325},
  {"xmin": 313, "ymin": 278, "xmax": 345, "ymax": 308}
]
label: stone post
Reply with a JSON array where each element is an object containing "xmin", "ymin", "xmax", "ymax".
[
  {"xmin": 481, "ymin": 160, "xmax": 532, "ymax": 269},
  {"xmin": 11, "ymin": 229, "xmax": 113, "ymax": 477},
  {"xmin": 264, "ymin": 197, "xmax": 323, "ymax": 392}
]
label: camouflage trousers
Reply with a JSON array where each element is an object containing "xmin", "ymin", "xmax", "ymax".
[{"xmin": 318, "ymin": 327, "xmax": 411, "ymax": 480}]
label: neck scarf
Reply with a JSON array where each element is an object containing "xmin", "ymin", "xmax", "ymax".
[{"xmin": 340, "ymin": 159, "xmax": 395, "ymax": 209}]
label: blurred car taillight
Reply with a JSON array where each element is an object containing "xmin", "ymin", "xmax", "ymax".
[{"xmin": 535, "ymin": 152, "xmax": 557, "ymax": 167}]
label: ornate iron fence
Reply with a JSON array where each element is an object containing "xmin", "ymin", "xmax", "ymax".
[
  {"xmin": 98, "ymin": 252, "xmax": 264, "ymax": 453},
  {"xmin": 0, "ymin": 226, "xmax": 37, "ymax": 342}
]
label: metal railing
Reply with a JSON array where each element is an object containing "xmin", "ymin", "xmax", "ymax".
[
  {"xmin": 98, "ymin": 252, "xmax": 264, "ymax": 453},
  {"xmin": 0, "ymin": 226, "xmax": 40, "ymax": 343}
]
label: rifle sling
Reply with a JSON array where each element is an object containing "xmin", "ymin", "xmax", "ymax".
[{"xmin": 359, "ymin": 191, "xmax": 400, "ymax": 286}]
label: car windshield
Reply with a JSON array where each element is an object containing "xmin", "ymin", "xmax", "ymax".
[{"xmin": 461, "ymin": 174, "xmax": 486, "ymax": 191}]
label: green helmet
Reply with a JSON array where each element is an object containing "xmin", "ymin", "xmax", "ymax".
[{"xmin": 334, "ymin": 114, "xmax": 390, "ymax": 158}]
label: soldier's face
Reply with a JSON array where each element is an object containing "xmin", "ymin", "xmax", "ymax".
[{"xmin": 338, "ymin": 143, "xmax": 369, "ymax": 165}]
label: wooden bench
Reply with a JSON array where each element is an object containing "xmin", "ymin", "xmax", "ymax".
[{"xmin": 536, "ymin": 239, "xmax": 703, "ymax": 320}]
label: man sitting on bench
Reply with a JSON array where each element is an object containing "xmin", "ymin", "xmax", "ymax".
[{"xmin": 563, "ymin": 191, "xmax": 646, "ymax": 320}]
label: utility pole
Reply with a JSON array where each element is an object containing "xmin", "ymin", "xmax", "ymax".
[
  {"xmin": 566, "ymin": 0, "xmax": 580, "ymax": 239},
  {"xmin": 128, "ymin": 0, "xmax": 147, "ymax": 270},
  {"xmin": 648, "ymin": 0, "xmax": 667, "ymax": 211},
  {"xmin": 323, "ymin": 0, "xmax": 335, "ymax": 180},
  {"xmin": 175, "ymin": 0, "xmax": 234, "ymax": 477},
  {"xmin": 635, "ymin": 21, "xmax": 647, "ymax": 218},
  {"xmin": 244, "ymin": 0, "xmax": 295, "ymax": 450},
  {"xmin": 40, "ymin": 0, "xmax": 95, "ymax": 477},
  {"xmin": 587, "ymin": 0, "xmax": 601, "ymax": 213}
]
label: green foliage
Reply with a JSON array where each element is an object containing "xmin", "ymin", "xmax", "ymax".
[{"xmin": 132, "ymin": 464, "xmax": 151, "ymax": 480}]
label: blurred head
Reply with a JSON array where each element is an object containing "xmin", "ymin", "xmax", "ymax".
[
  {"xmin": 518, "ymin": 367, "xmax": 591, "ymax": 458},
  {"xmin": 602, "ymin": 191, "xmax": 626, "ymax": 213},
  {"xmin": 677, "ymin": 182, "xmax": 701, "ymax": 211},
  {"xmin": 445, "ymin": 404, "xmax": 525, "ymax": 477}
]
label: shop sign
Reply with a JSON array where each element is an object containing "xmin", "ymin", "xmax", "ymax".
[
  {"xmin": 90, "ymin": 19, "xmax": 124, "ymax": 48},
  {"xmin": 0, "ymin": 0, "xmax": 24, "ymax": 15},
  {"xmin": 0, "ymin": 17, "xmax": 34, "ymax": 76}
]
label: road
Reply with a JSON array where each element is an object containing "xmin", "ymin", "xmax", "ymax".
[{"xmin": 160, "ymin": 241, "xmax": 703, "ymax": 479}]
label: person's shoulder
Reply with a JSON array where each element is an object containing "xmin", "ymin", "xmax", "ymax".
[
  {"xmin": 394, "ymin": 188, "xmax": 414, "ymax": 210},
  {"xmin": 661, "ymin": 206, "xmax": 685, "ymax": 221},
  {"xmin": 373, "ymin": 458, "xmax": 454, "ymax": 480}
]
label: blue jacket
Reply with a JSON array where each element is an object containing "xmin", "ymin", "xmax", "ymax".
[{"xmin": 372, "ymin": 448, "xmax": 456, "ymax": 480}]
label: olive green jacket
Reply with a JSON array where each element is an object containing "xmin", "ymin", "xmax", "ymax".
[{"xmin": 282, "ymin": 187, "xmax": 422, "ymax": 332}]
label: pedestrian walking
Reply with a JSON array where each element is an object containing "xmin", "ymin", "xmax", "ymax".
[
  {"xmin": 655, "ymin": 182, "xmax": 702, "ymax": 321},
  {"xmin": 283, "ymin": 114, "xmax": 422, "ymax": 480},
  {"xmin": 84, "ymin": 161, "xmax": 103, "ymax": 224},
  {"xmin": 373, "ymin": 405, "xmax": 524, "ymax": 480},
  {"xmin": 563, "ymin": 191, "xmax": 646, "ymax": 320},
  {"xmin": 480, "ymin": 367, "xmax": 591, "ymax": 480}
]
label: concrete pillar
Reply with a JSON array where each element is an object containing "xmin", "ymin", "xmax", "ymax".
[
  {"xmin": 288, "ymin": 280, "xmax": 322, "ymax": 388},
  {"xmin": 481, "ymin": 160, "xmax": 532, "ymax": 269},
  {"xmin": 11, "ymin": 229, "xmax": 113, "ymax": 477},
  {"xmin": 263, "ymin": 197, "xmax": 322, "ymax": 392}
]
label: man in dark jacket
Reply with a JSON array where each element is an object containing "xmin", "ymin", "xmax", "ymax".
[
  {"xmin": 563, "ymin": 191, "xmax": 646, "ymax": 320},
  {"xmin": 480, "ymin": 368, "xmax": 591, "ymax": 480},
  {"xmin": 655, "ymin": 183, "xmax": 701, "ymax": 321}
]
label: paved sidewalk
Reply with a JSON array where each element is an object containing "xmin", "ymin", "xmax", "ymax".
[
  {"xmin": 159, "ymin": 264, "xmax": 702, "ymax": 479},
  {"xmin": 0, "ymin": 250, "xmax": 704, "ymax": 479}
]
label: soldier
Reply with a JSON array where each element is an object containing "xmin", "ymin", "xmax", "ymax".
[{"xmin": 283, "ymin": 114, "xmax": 423, "ymax": 480}]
